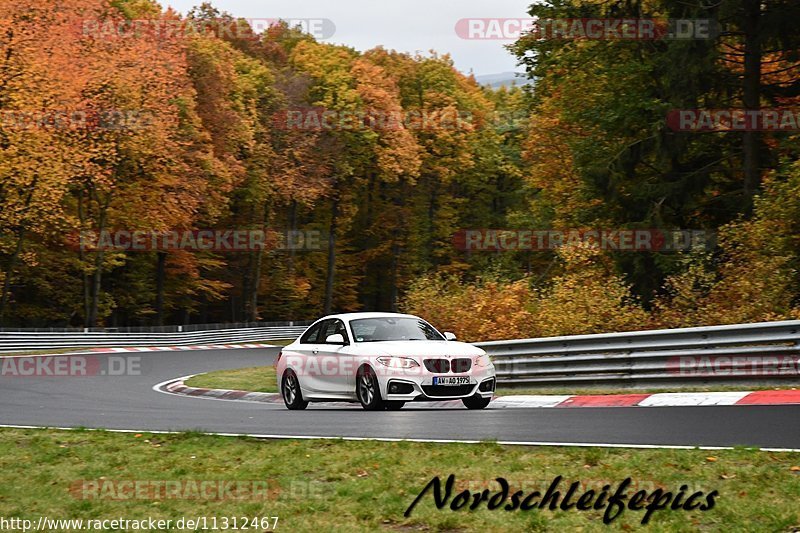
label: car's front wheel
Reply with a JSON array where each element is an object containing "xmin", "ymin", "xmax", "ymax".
[
  {"xmin": 356, "ymin": 366, "xmax": 385, "ymax": 410},
  {"xmin": 281, "ymin": 369, "xmax": 308, "ymax": 410},
  {"xmin": 462, "ymin": 394, "xmax": 491, "ymax": 410}
]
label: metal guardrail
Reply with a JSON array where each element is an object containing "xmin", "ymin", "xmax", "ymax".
[
  {"xmin": 6, "ymin": 318, "xmax": 799, "ymax": 389},
  {"xmin": 0, "ymin": 321, "xmax": 313, "ymax": 333},
  {"xmin": 0, "ymin": 324, "xmax": 309, "ymax": 353},
  {"xmin": 474, "ymin": 320, "xmax": 800, "ymax": 388}
]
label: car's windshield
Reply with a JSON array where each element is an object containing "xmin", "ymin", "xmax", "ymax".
[{"xmin": 350, "ymin": 317, "xmax": 444, "ymax": 342}]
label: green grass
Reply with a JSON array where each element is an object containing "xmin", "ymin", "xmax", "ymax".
[
  {"xmin": 185, "ymin": 366, "xmax": 278, "ymax": 393},
  {"xmin": 183, "ymin": 365, "xmax": 800, "ymax": 398},
  {"xmin": 226, "ymin": 339, "xmax": 296, "ymax": 347},
  {"xmin": 0, "ymin": 428, "xmax": 798, "ymax": 532},
  {"xmin": 266, "ymin": 339, "xmax": 296, "ymax": 347}
]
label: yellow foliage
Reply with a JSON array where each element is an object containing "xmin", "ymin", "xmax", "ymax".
[
  {"xmin": 531, "ymin": 245, "xmax": 649, "ymax": 337},
  {"xmin": 402, "ymin": 244, "xmax": 648, "ymax": 342},
  {"xmin": 401, "ymin": 276, "xmax": 536, "ymax": 342},
  {"xmin": 653, "ymin": 162, "xmax": 800, "ymax": 327}
]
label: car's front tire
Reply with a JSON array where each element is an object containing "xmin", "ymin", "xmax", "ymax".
[
  {"xmin": 462, "ymin": 394, "xmax": 491, "ymax": 410},
  {"xmin": 281, "ymin": 369, "xmax": 308, "ymax": 410},
  {"xmin": 356, "ymin": 366, "xmax": 385, "ymax": 410}
]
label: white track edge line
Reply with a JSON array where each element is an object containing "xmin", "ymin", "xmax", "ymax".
[{"xmin": 0, "ymin": 423, "xmax": 796, "ymax": 452}]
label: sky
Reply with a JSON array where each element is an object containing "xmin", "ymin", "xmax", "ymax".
[{"xmin": 161, "ymin": 0, "xmax": 533, "ymax": 76}]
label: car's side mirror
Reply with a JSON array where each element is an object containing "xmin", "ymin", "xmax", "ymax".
[
  {"xmin": 325, "ymin": 333, "xmax": 346, "ymax": 345},
  {"xmin": 444, "ymin": 332, "xmax": 457, "ymax": 341}
]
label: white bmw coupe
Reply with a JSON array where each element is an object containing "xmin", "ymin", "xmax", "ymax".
[{"xmin": 275, "ymin": 312, "xmax": 496, "ymax": 410}]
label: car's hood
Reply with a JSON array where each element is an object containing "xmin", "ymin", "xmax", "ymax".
[{"xmin": 349, "ymin": 340, "xmax": 484, "ymax": 357}]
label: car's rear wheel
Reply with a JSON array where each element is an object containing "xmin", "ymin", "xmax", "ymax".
[
  {"xmin": 385, "ymin": 401, "xmax": 405, "ymax": 410},
  {"xmin": 356, "ymin": 366, "xmax": 385, "ymax": 410},
  {"xmin": 281, "ymin": 370, "xmax": 308, "ymax": 410},
  {"xmin": 462, "ymin": 394, "xmax": 491, "ymax": 410}
]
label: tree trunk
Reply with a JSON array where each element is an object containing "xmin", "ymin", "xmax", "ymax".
[
  {"xmin": 323, "ymin": 194, "xmax": 339, "ymax": 315},
  {"xmin": 242, "ymin": 251, "xmax": 254, "ymax": 320},
  {"xmin": 77, "ymin": 193, "xmax": 91, "ymax": 327},
  {"xmin": 0, "ymin": 227, "xmax": 24, "ymax": 326},
  {"xmin": 0, "ymin": 174, "xmax": 38, "ymax": 325},
  {"xmin": 389, "ymin": 242, "xmax": 400, "ymax": 312},
  {"xmin": 742, "ymin": 0, "xmax": 762, "ymax": 195},
  {"xmin": 87, "ymin": 192, "xmax": 110, "ymax": 328},
  {"xmin": 287, "ymin": 199, "xmax": 297, "ymax": 277},
  {"xmin": 247, "ymin": 203, "xmax": 270, "ymax": 322},
  {"xmin": 249, "ymin": 247, "xmax": 263, "ymax": 322},
  {"xmin": 155, "ymin": 251, "xmax": 167, "ymax": 326},
  {"xmin": 88, "ymin": 247, "xmax": 105, "ymax": 328}
]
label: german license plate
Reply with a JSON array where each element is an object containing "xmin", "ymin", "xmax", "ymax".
[{"xmin": 433, "ymin": 376, "xmax": 470, "ymax": 386}]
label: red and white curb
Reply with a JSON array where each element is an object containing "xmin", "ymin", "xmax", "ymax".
[
  {"xmin": 156, "ymin": 376, "xmax": 468, "ymax": 408},
  {"xmin": 498, "ymin": 390, "xmax": 800, "ymax": 408},
  {"xmin": 156, "ymin": 377, "xmax": 800, "ymax": 408},
  {"xmin": 161, "ymin": 376, "xmax": 281, "ymax": 404},
  {"xmin": 1, "ymin": 344, "xmax": 277, "ymax": 358},
  {"xmin": 90, "ymin": 343, "xmax": 276, "ymax": 353}
]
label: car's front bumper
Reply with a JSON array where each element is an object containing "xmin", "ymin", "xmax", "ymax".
[{"xmin": 375, "ymin": 365, "xmax": 496, "ymax": 401}]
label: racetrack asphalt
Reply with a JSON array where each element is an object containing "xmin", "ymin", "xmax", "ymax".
[{"xmin": 1, "ymin": 348, "xmax": 799, "ymax": 450}]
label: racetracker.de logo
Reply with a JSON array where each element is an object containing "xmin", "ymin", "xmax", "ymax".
[
  {"xmin": 0, "ymin": 355, "xmax": 141, "ymax": 377},
  {"xmin": 452, "ymin": 229, "xmax": 712, "ymax": 252},
  {"xmin": 282, "ymin": 354, "xmax": 487, "ymax": 377},
  {"xmin": 0, "ymin": 108, "xmax": 151, "ymax": 131},
  {"xmin": 455, "ymin": 18, "xmax": 716, "ymax": 40},
  {"xmin": 272, "ymin": 107, "xmax": 472, "ymax": 132},
  {"xmin": 667, "ymin": 108, "xmax": 800, "ymax": 132},
  {"xmin": 74, "ymin": 229, "xmax": 323, "ymax": 252},
  {"xmin": 668, "ymin": 355, "xmax": 800, "ymax": 376},
  {"xmin": 69, "ymin": 479, "xmax": 279, "ymax": 500},
  {"xmin": 79, "ymin": 17, "xmax": 336, "ymax": 41}
]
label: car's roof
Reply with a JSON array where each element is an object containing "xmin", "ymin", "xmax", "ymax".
[{"xmin": 321, "ymin": 312, "xmax": 420, "ymax": 322}]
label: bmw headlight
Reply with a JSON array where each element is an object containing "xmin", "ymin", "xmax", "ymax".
[
  {"xmin": 376, "ymin": 357, "xmax": 420, "ymax": 369},
  {"xmin": 474, "ymin": 354, "xmax": 493, "ymax": 368}
]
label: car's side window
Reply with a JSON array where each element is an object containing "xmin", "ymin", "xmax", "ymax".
[
  {"xmin": 321, "ymin": 319, "xmax": 349, "ymax": 345},
  {"xmin": 300, "ymin": 320, "xmax": 326, "ymax": 344}
]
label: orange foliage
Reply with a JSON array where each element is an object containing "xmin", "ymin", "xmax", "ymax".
[
  {"xmin": 401, "ymin": 275, "xmax": 536, "ymax": 342},
  {"xmin": 403, "ymin": 244, "xmax": 648, "ymax": 341}
]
